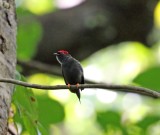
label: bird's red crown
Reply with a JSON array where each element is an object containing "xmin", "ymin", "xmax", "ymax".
[{"xmin": 58, "ymin": 50, "xmax": 69, "ymax": 55}]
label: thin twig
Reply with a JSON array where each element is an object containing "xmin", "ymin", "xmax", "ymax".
[{"xmin": 0, "ymin": 78, "xmax": 160, "ymax": 98}]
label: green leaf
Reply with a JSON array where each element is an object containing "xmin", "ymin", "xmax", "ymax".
[
  {"xmin": 13, "ymin": 77, "xmax": 39, "ymax": 134},
  {"xmin": 133, "ymin": 66, "xmax": 160, "ymax": 91},
  {"xmin": 21, "ymin": 114, "xmax": 38, "ymax": 135},
  {"xmin": 96, "ymin": 111, "xmax": 127, "ymax": 134},
  {"xmin": 12, "ymin": 75, "xmax": 64, "ymax": 134},
  {"xmin": 137, "ymin": 115, "xmax": 160, "ymax": 130},
  {"xmin": 97, "ymin": 111, "xmax": 121, "ymax": 129},
  {"xmin": 37, "ymin": 122, "xmax": 49, "ymax": 135},
  {"xmin": 37, "ymin": 95, "xmax": 65, "ymax": 128},
  {"xmin": 13, "ymin": 85, "xmax": 38, "ymax": 120}
]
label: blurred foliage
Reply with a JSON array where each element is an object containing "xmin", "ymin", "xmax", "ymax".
[
  {"xmin": 83, "ymin": 42, "xmax": 155, "ymax": 83},
  {"xmin": 12, "ymin": 75, "xmax": 65, "ymax": 134},
  {"xmin": 13, "ymin": 76, "xmax": 39, "ymax": 134},
  {"xmin": 37, "ymin": 95, "xmax": 65, "ymax": 128},
  {"xmin": 97, "ymin": 111, "xmax": 125, "ymax": 134},
  {"xmin": 154, "ymin": 2, "xmax": 160, "ymax": 28},
  {"xmin": 14, "ymin": 41, "xmax": 160, "ymax": 135},
  {"xmin": 137, "ymin": 115, "xmax": 160, "ymax": 132},
  {"xmin": 13, "ymin": 0, "xmax": 160, "ymax": 135},
  {"xmin": 16, "ymin": 8, "xmax": 42, "ymax": 61},
  {"xmin": 16, "ymin": 0, "xmax": 55, "ymax": 14}
]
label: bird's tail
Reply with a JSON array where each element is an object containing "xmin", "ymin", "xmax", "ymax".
[{"xmin": 75, "ymin": 89, "xmax": 81, "ymax": 103}]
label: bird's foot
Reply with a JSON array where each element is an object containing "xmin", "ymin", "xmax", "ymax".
[
  {"xmin": 76, "ymin": 83, "xmax": 80, "ymax": 89},
  {"xmin": 67, "ymin": 84, "xmax": 74, "ymax": 93},
  {"xmin": 67, "ymin": 84, "xmax": 71, "ymax": 89},
  {"xmin": 67, "ymin": 83, "xmax": 80, "ymax": 93}
]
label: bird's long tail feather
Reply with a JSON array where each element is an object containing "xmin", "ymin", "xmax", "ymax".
[{"xmin": 75, "ymin": 89, "xmax": 81, "ymax": 103}]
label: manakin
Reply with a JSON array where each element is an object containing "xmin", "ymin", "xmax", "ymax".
[{"xmin": 54, "ymin": 50, "xmax": 84, "ymax": 102}]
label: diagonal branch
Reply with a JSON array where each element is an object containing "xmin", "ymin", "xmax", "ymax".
[{"xmin": 0, "ymin": 78, "xmax": 160, "ymax": 98}]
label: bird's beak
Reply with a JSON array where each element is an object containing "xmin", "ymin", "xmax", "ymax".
[{"xmin": 53, "ymin": 53, "xmax": 58, "ymax": 55}]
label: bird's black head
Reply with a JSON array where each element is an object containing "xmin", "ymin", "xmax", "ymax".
[{"xmin": 54, "ymin": 50, "xmax": 71, "ymax": 64}]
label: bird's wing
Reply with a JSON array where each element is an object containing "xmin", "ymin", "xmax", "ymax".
[
  {"xmin": 62, "ymin": 69, "xmax": 68, "ymax": 85},
  {"xmin": 80, "ymin": 74, "xmax": 84, "ymax": 91},
  {"xmin": 81, "ymin": 71, "xmax": 84, "ymax": 84},
  {"xmin": 77, "ymin": 61, "xmax": 85, "ymax": 91}
]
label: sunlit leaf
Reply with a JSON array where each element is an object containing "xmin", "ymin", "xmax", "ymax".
[
  {"xmin": 133, "ymin": 66, "xmax": 160, "ymax": 91},
  {"xmin": 154, "ymin": 2, "xmax": 160, "ymax": 28},
  {"xmin": 84, "ymin": 42, "xmax": 154, "ymax": 83},
  {"xmin": 24, "ymin": 0, "xmax": 55, "ymax": 15}
]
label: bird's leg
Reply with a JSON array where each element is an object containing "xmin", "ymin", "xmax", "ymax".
[
  {"xmin": 76, "ymin": 83, "xmax": 80, "ymax": 89},
  {"xmin": 67, "ymin": 84, "xmax": 74, "ymax": 93},
  {"xmin": 67, "ymin": 83, "xmax": 80, "ymax": 93},
  {"xmin": 67, "ymin": 84, "xmax": 71, "ymax": 89}
]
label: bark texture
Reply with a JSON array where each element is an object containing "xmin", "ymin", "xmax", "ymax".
[{"xmin": 0, "ymin": 0, "xmax": 17, "ymax": 134}]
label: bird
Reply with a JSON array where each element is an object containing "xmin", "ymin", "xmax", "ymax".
[{"xmin": 54, "ymin": 50, "xmax": 84, "ymax": 102}]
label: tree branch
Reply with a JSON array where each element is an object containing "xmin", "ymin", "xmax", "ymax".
[
  {"xmin": 17, "ymin": 60, "xmax": 95, "ymax": 84},
  {"xmin": 0, "ymin": 78, "xmax": 160, "ymax": 98},
  {"xmin": 17, "ymin": 60, "xmax": 61, "ymax": 77}
]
